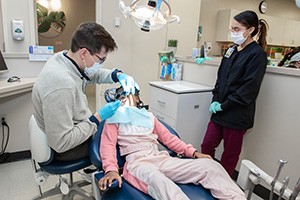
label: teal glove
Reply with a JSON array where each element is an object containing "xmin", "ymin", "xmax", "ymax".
[
  {"xmin": 209, "ymin": 101, "xmax": 222, "ymax": 114},
  {"xmin": 160, "ymin": 56, "xmax": 168, "ymax": 63},
  {"xmin": 195, "ymin": 57, "xmax": 213, "ymax": 64},
  {"xmin": 98, "ymin": 101, "xmax": 121, "ymax": 120},
  {"xmin": 117, "ymin": 73, "xmax": 140, "ymax": 95}
]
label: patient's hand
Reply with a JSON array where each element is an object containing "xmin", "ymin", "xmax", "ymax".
[
  {"xmin": 99, "ymin": 171, "xmax": 122, "ymax": 191},
  {"xmin": 193, "ymin": 151, "xmax": 212, "ymax": 159}
]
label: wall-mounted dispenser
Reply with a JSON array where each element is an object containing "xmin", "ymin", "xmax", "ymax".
[{"xmin": 11, "ymin": 19, "xmax": 24, "ymax": 41}]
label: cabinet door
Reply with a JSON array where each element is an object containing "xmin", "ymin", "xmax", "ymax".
[
  {"xmin": 294, "ymin": 21, "xmax": 300, "ymax": 46},
  {"xmin": 175, "ymin": 92, "xmax": 212, "ymax": 149},
  {"xmin": 149, "ymin": 86, "xmax": 179, "ymax": 118},
  {"xmin": 283, "ymin": 20, "xmax": 297, "ymax": 47},
  {"xmin": 263, "ymin": 15, "xmax": 285, "ymax": 46}
]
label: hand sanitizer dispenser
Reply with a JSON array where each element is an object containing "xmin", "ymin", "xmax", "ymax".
[{"xmin": 12, "ymin": 19, "xmax": 24, "ymax": 41}]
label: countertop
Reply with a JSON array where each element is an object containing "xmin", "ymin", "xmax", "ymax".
[
  {"xmin": 0, "ymin": 77, "xmax": 36, "ymax": 98},
  {"xmin": 176, "ymin": 56, "xmax": 300, "ymax": 78},
  {"xmin": 149, "ymin": 80, "xmax": 213, "ymax": 94}
]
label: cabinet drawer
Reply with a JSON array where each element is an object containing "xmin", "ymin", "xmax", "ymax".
[
  {"xmin": 151, "ymin": 108, "xmax": 176, "ymax": 129},
  {"xmin": 150, "ymin": 86, "xmax": 178, "ymax": 118}
]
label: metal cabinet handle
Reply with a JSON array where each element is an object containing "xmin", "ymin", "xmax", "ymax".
[{"xmin": 157, "ymin": 100, "xmax": 166, "ymax": 105}]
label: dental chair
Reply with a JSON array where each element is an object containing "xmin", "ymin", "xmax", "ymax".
[
  {"xmin": 89, "ymin": 119, "xmax": 216, "ymax": 200},
  {"xmin": 28, "ymin": 115, "xmax": 95, "ymax": 200}
]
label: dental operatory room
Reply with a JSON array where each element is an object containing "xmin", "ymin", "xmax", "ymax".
[{"xmin": 1, "ymin": 0, "xmax": 300, "ymax": 199}]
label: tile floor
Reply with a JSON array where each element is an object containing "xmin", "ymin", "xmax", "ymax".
[
  {"xmin": 0, "ymin": 159, "xmax": 91, "ymax": 200},
  {"xmin": 0, "ymin": 159, "xmax": 263, "ymax": 200}
]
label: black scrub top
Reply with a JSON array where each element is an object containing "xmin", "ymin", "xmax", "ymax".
[{"xmin": 211, "ymin": 41, "xmax": 267, "ymax": 130}]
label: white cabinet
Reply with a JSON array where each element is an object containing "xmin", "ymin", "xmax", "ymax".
[
  {"xmin": 263, "ymin": 15, "xmax": 285, "ymax": 46},
  {"xmin": 149, "ymin": 81, "xmax": 213, "ymax": 150},
  {"xmin": 283, "ymin": 19, "xmax": 300, "ymax": 47},
  {"xmin": 215, "ymin": 9, "xmax": 241, "ymax": 42},
  {"xmin": 216, "ymin": 9, "xmax": 300, "ymax": 47}
]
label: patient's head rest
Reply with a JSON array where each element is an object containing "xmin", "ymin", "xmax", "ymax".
[{"xmin": 28, "ymin": 115, "xmax": 52, "ymax": 163}]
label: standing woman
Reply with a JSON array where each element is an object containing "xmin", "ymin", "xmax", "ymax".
[{"xmin": 201, "ymin": 10, "xmax": 268, "ymax": 177}]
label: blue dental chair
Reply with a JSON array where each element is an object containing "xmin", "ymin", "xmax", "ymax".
[
  {"xmin": 89, "ymin": 120, "xmax": 216, "ymax": 200},
  {"xmin": 28, "ymin": 115, "xmax": 95, "ymax": 200}
]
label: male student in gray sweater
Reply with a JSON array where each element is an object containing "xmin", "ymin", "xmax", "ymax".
[{"xmin": 32, "ymin": 22, "xmax": 138, "ymax": 161}]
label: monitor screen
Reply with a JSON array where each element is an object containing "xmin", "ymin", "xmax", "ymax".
[{"xmin": 0, "ymin": 50, "xmax": 8, "ymax": 73}]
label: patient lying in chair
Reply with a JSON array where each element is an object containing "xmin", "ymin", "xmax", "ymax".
[{"xmin": 99, "ymin": 86, "xmax": 246, "ymax": 200}]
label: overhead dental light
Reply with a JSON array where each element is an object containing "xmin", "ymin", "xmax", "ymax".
[
  {"xmin": 119, "ymin": 0, "xmax": 180, "ymax": 32},
  {"xmin": 296, "ymin": 0, "xmax": 300, "ymax": 8}
]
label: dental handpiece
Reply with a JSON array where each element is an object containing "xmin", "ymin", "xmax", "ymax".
[
  {"xmin": 278, "ymin": 176, "xmax": 289, "ymax": 200},
  {"xmin": 290, "ymin": 177, "xmax": 300, "ymax": 200},
  {"xmin": 270, "ymin": 160, "xmax": 288, "ymax": 200}
]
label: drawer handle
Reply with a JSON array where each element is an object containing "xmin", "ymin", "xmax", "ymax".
[
  {"xmin": 156, "ymin": 115, "xmax": 165, "ymax": 120},
  {"xmin": 157, "ymin": 100, "xmax": 166, "ymax": 105}
]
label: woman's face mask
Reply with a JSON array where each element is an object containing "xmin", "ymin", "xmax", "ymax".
[{"xmin": 230, "ymin": 31, "xmax": 247, "ymax": 46}]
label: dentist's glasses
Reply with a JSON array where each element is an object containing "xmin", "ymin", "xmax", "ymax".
[{"xmin": 81, "ymin": 47, "xmax": 107, "ymax": 64}]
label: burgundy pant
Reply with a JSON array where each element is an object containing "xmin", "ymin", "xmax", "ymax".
[{"xmin": 201, "ymin": 121, "xmax": 246, "ymax": 177}]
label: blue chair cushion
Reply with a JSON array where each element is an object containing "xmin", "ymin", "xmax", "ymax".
[
  {"xmin": 40, "ymin": 156, "xmax": 91, "ymax": 174},
  {"xmin": 94, "ymin": 172, "xmax": 216, "ymax": 200}
]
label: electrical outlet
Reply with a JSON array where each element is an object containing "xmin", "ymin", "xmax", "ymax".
[{"xmin": 1, "ymin": 115, "xmax": 6, "ymax": 126}]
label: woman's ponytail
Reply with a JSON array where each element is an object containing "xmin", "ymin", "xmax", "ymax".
[{"xmin": 257, "ymin": 19, "xmax": 268, "ymax": 51}]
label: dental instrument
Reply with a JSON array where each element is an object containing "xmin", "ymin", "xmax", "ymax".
[
  {"xmin": 237, "ymin": 160, "xmax": 300, "ymax": 200},
  {"xmin": 290, "ymin": 178, "xmax": 300, "ymax": 200},
  {"xmin": 270, "ymin": 160, "xmax": 288, "ymax": 200},
  {"xmin": 278, "ymin": 176, "xmax": 290, "ymax": 200}
]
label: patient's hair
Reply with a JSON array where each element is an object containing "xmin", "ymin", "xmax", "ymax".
[
  {"xmin": 116, "ymin": 87, "xmax": 144, "ymax": 108},
  {"xmin": 70, "ymin": 22, "xmax": 117, "ymax": 54}
]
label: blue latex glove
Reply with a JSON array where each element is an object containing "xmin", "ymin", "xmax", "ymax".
[
  {"xmin": 117, "ymin": 73, "xmax": 140, "ymax": 95},
  {"xmin": 98, "ymin": 100, "xmax": 121, "ymax": 121},
  {"xmin": 195, "ymin": 57, "xmax": 213, "ymax": 64},
  {"xmin": 209, "ymin": 101, "xmax": 222, "ymax": 114}
]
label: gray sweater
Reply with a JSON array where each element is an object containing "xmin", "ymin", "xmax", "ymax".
[{"xmin": 32, "ymin": 51, "xmax": 115, "ymax": 153}]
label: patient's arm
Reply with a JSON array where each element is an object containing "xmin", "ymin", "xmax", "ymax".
[
  {"xmin": 152, "ymin": 117, "xmax": 197, "ymax": 158},
  {"xmin": 100, "ymin": 123, "xmax": 119, "ymax": 174},
  {"xmin": 99, "ymin": 171, "xmax": 122, "ymax": 190}
]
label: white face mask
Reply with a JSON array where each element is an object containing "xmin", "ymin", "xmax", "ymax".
[
  {"xmin": 84, "ymin": 62, "xmax": 102, "ymax": 77},
  {"xmin": 230, "ymin": 31, "xmax": 247, "ymax": 45},
  {"xmin": 84, "ymin": 55, "xmax": 103, "ymax": 77}
]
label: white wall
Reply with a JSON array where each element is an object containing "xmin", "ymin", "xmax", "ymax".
[{"xmin": 1, "ymin": 0, "xmax": 36, "ymax": 53}]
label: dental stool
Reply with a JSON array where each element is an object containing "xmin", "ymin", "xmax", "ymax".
[
  {"xmin": 28, "ymin": 115, "xmax": 95, "ymax": 200},
  {"xmin": 89, "ymin": 120, "xmax": 216, "ymax": 200}
]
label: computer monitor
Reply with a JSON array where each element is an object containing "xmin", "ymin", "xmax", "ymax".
[{"xmin": 0, "ymin": 50, "xmax": 8, "ymax": 74}]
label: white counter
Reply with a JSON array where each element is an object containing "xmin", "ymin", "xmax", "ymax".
[
  {"xmin": 176, "ymin": 55, "xmax": 300, "ymax": 77},
  {"xmin": 0, "ymin": 77, "xmax": 36, "ymax": 99},
  {"xmin": 149, "ymin": 80, "xmax": 212, "ymax": 94}
]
